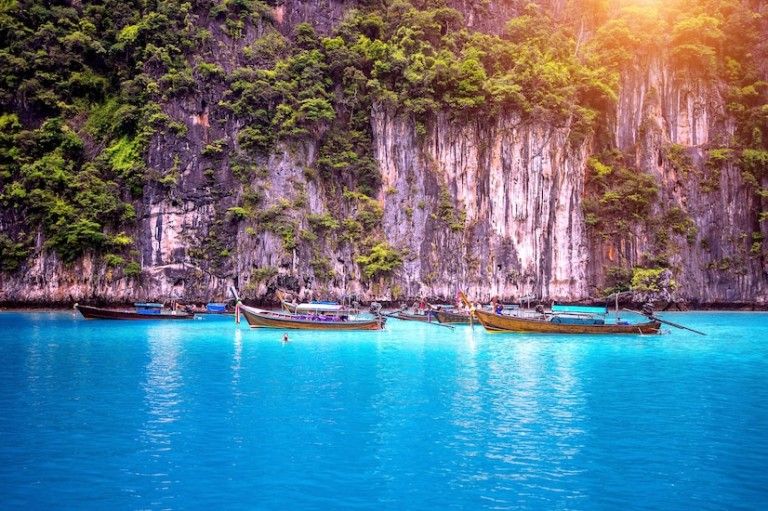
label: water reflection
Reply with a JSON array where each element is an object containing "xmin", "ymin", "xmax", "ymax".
[
  {"xmin": 464, "ymin": 325, "xmax": 478, "ymax": 354},
  {"xmin": 367, "ymin": 324, "xmax": 431, "ymax": 499},
  {"xmin": 227, "ymin": 328, "xmax": 245, "ymax": 454},
  {"xmin": 231, "ymin": 328, "xmax": 242, "ymax": 383},
  {"xmin": 139, "ymin": 324, "xmax": 185, "ymax": 498},
  {"xmin": 465, "ymin": 338, "xmax": 588, "ymax": 505},
  {"xmin": 450, "ymin": 328, "xmax": 482, "ymax": 469}
]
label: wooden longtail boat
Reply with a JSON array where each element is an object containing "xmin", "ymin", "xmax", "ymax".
[
  {"xmin": 394, "ymin": 310, "xmax": 437, "ymax": 322},
  {"xmin": 76, "ymin": 303, "xmax": 195, "ymax": 320},
  {"xmin": 474, "ymin": 309, "xmax": 660, "ymax": 334},
  {"xmin": 436, "ymin": 309, "xmax": 472, "ymax": 324},
  {"xmin": 240, "ymin": 305, "xmax": 385, "ymax": 331}
]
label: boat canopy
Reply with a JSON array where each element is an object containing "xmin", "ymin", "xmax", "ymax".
[
  {"xmin": 551, "ymin": 304, "xmax": 608, "ymax": 314},
  {"xmin": 206, "ymin": 303, "xmax": 227, "ymax": 312},
  {"xmin": 295, "ymin": 303, "xmax": 343, "ymax": 313},
  {"xmin": 134, "ymin": 303, "xmax": 163, "ymax": 314}
]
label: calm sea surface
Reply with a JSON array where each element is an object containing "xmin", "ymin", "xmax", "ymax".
[{"xmin": 1, "ymin": 311, "xmax": 767, "ymax": 510}]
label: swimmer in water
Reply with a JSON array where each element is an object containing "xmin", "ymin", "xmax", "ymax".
[{"xmin": 282, "ymin": 333, "xmax": 289, "ymax": 343}]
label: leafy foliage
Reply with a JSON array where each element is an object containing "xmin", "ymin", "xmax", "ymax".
[
  {"xmin": 603, "ymin": 266, "xmax": 632, "ymax": 296},
  {"xmin": 310, "ymin": 256, "xmax": 335, "ymax": 281},
  {"xmin": 631, "ymin": 267, "xmax": 675, "ymax": 294},
  {"xmin": 591, "ymin": 0, "xmax": 767, "ymax": 218},
  {"xmin": 355, "ymin": 242, "xmax": 403, "ymax": 279},
  {"xmin": 0, "ymin": 0, "xmax": 200, "ymax": 267},
  {"xmin": 664, "ymin": 144, "xmax": 694, "ymax": 174},
  {"xmin": 0, "ymin": 233, "xmax": 31, "ymax": 271},
  {"xmin": 1, "ymin": 0, "xmax": 766, "ymax": 276},
  {"xmin": 250, "ymin": 266, "xmax": 278, "ymax": 283},
  {"xmin": 436, "ymin": 187, "xmax": 466, "ymax": 231},
  {"xmin": 308, "ymin": 212, "xmax": 340, "ymax": 231},
  {"xmin": 583, "ymin": 152, "xmax": 659, "ymax": 235}
]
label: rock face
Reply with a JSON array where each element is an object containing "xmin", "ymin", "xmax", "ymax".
[
  {"xmin": 372, "ymin": 107, "xmax": 592, "ymax": 302},
  {"xmin": 1, "ymin": 3, "xmax": 766, "ymax": 307},
  {"xmin": 591, "ymin": 59, "xmax": 767, "ymax": 305}
]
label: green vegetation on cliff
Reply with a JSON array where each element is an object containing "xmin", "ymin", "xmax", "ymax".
[
  {"xmin": 0, "ymin": 0, "xmax": 766, "ymax": 288},
  {"xmin": 582, "ymin": 0, "xmax": 767, "ymax": 288},
  {"xmin": 0, "ymin": 0, "xmax": 201, "ymax": 270}
]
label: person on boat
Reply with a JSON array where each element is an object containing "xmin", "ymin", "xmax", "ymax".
[{"xmin": 495, "ymin": 302, "xmax": 503, "ymax": 315}]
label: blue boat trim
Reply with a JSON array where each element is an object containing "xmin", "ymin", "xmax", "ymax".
[
  {"xmin": 551, "ymin": 304, "xmax": 608, "ymax": 314},
  {"xmin": 133, "ymin": 302, "xmax": 164, "ymax": 314},
  {"xmin": 550, "ymin": 316, "xmax": 605, "ymax": 325}
]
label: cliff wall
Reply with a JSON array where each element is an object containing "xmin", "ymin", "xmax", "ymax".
[
  {"xmin": 1, "ymin": 0, "xmax": 766, "ymax": 306},
  {"xmin": 592, "ymin": 59, "xmax": 767, "ymax": 305}
]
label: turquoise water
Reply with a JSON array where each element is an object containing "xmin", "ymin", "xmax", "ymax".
[{"xmin": 1, "ymin": 311, "xmax": 767, "ymax": 509}]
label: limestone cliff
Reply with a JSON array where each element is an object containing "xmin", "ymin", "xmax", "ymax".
[
  {"xmin": 1, "ymin": 0, "xmax": 766, "ymax": 307},
  {"xmin": 591, "ymin": 59, "xmax": 767, "ymax": 305}
]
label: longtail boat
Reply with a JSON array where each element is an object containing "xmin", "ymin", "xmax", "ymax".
[
  {"xmin": 434, "ymin": 290, "xmax": 478, "ymax": 324},
  {"xmin": 474, "ymin": 308, "xmax": 660, "ymax": 334},
  {"xmin": 240, "ymin": 305, "xmax": 385, "ymax": 331},
  {"xmin": 277, "ymin": 290, "xmax": 356, "ymax": 315},
  {"xmin": 393, "ymin": 310, "xmax": 437, "ymax": 322},
  {"xmin": 76, "ymin": 303, "xmax": 195, "ymax": 320},
  {"xmin": 435, "ymin": 309, "xmax": 472, "ymax": 324}
]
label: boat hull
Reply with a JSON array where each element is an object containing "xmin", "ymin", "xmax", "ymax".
[
  {"xmin": 76, "ymin": 304, "xmax": 195, "ymax": 320},
  {"xmin": 241, "ymin": 306, "xmax": 384, "ymax": 331},
  {"xmin": 436, "ymin": 310, "xmax": 472, "ymax": 324},
  {"xmin": 474, "ymin": 309, "xmax": 661, "ymax": 334},
  {"xmin": 394, "ymin": 311, "xmax": 435, "ymax": 322}
]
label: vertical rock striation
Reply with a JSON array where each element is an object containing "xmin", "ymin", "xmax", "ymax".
[
  {"xmin": 1, "ymin": 2, "xmax": 766, "ymax": 307},
  {"xmin": 373, "ymin": 107, "xmax": 591, "ymax": 302},
  {"xmin": 589, "ymin": 59, "xmax": 767, "ymax": 305}
]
